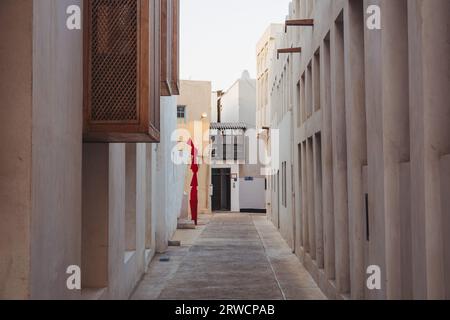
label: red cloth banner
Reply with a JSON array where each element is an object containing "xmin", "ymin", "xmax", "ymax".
[{"xmin": 187, "ymin": 139, "xmax": 199, "ymax": 225}]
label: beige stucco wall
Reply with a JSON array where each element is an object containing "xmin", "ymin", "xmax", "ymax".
[{"xmin": 177, "ymin": 80, "xmax": 212, "ymax": 214}]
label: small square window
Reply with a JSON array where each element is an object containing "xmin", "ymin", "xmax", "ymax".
[{"xmin": 177, "ymin": 106, "xmax": 186, "ymax": 120}]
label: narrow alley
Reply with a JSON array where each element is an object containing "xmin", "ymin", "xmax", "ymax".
[
  {"xmin": 1, "ymin": 0, "xmax": 450, "ymax": 304},
  {"xmin": 132, "ymin": 213, "xmax": 326, "ymax": 300}
]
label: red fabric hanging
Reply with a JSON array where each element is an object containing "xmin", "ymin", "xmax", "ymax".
[{"xmin": 187, "ymin": 139, "xmax": 199, "ymax": 225}]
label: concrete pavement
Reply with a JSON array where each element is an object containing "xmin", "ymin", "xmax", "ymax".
[{"xmin": 131, "ymin": 213, "xmax": 326, "ymax": 300}]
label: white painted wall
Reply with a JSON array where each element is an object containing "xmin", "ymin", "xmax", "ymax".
[
  {"xmin": 239, "ymin": 178, "xmax": 266, "ymax": 210},
  {"xmin": 220, "ymin": 82, "xmax": 240, "ymax": 123},
  {"xmin": 154, "ymin": 96, "xmax": 186, "ymax": 253},
  {"xmin": 211, "ymin": 91, "xmax": 218, "ymax": 123},
  {"xmin": 221, "ymin": 71, "xmax": 257, "ymax": 127},
  {"xmin": 238, "ymin": 76, "xmax": 257, "ymax": 127}
]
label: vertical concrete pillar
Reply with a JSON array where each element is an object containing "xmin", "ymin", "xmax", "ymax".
[
  {"xmin": 313, "ymin": 51, "xmax": 321, "ymax": 112},
  {"xmin": 307, "ymin": 137, "xmax": 316, "ymax": 259},
  {"xmin": 296, "ymin": 143, "xmax": 303, "ymax": 249},
  {"xmin": 153, "ymin": 143, "xmax": 168, "ymax": 253},
  {"xmin": 135, "ymin": 143, "xmax": 147, "ymax": 276},
  {"xmin": 380, "ymin": 0, "xmax": 410, "ymax": 300},
  {"xmin": 408, "ymin": 0, "xmax": 450, "ymax": 299},
  {"xmin": 344, "ymin": 0, "xmax": 368, "ymax": 299},
  {"xmin": 31, "ymin": 0, "xmax": 84, "ymax": 299},
  {"xmin": 440, "ymin": 156, "xmax": 450, "ymax": 299},
  {"xmin": 300, "ymin": 75, "xmax": 306, "ymax": 124},
  {"xmin": 107, "ymin": 143, "xmax": 126, "ymax": 299},
  {"xmin": 145, "ymin": 145, "xmax": 154, "ymax": 251},
  {"xmin": 313, "ymin": 133, "xmax": 324, "ymax": 269},
  {"xmin": 306, "ymin": 64, "xmax": 313, "ymax": 118},
  {"xmin": 331, "ymin": 14, "xmax": 350, "ymax": 295},
  {"xmin": 364, "ymin": 0, "xmax": 385, "ymax": 300},
  {"xmin": 125, "ymin": 144, "xmax": 137, "ymax": 252},
  {"xmin": 301, "ymin": 142, "xmax": 309, "ymax": 252},
  {"xmin": 399, "ymin": 162, "xmax": 413, "ymax": 299},
  {"xmin": 321, "ymin": 35, "xmax": 335, "ymax": 281},
  {"xmin": 82, "ymin": 144, "xmax": 109, "ymax": 289}
]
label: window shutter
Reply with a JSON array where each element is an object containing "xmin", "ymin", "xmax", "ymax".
[{"xmin": 84, "ymin": 0, "xmax": 161, "ymax": 143}]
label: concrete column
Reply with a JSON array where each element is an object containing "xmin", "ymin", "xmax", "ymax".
[
  {"xmin": 440, "ymin": 156, "xmax": 450, "ymax": 299},
  {"xmin": 125, "ymin": 144, "xmax": 137, "ymax": 252},
  {"xmin": 300, "ymin": 75, "xmax": 306, "ymax": 124},
  {"xmin": 399, "ymin": 162, "xmax": 413, "ymax": 299},
  {"xmin": 313, "ymin": 134, "xmax": 324, "ymax": 269},
  {"xmin": 153, "ymin": 142, "xmax": 167, "ymax": 253},
  {"xmin": 82, "ymin": 144, "xmax": 109, "ymax": 289},
  {"xmin": 107, "ymin": 144, "xmax": 126, "ymax": 299},
  {"xmin": 320, "ymin": 36, "xmax": 335, "ymax": 281},
  {"xmin": 296, "ymin": 143, "xmax": 303, "ymax": 250},
  {"xmin": 364, "ymin": 0, "xmax": 386, "ymax": 300},
  {"xmin": 380, "ymin": 0, "xmax": 410, "ymax": 300},
  {"xmin": 301, "ymin": 142, "xmax": 309, "ymax": 252},
  {"xmin": 307, "ymin": 138, "xmax": 316, "ymax": 259},
  {"xmin": 145, "ymin": 145, "xmax": 154, "ymax": 251},
  {"xmin": 344, "ymin": 0, "xmax": 368, "ymax": 299},
  {"xmin": 408, "ymin": 0, "xmax": 450, "ymax": 299},
  {"xmin": 31, "ymin": 0, "xmax": 83, "ymax": 299},
  {"xmin": 135, "ymin": 143, "xmax": 148, "ymax": 275},
  {"xmin": 313, "ymin": 52, "xmax": 320, "ymax": 112},
  {"xmin": 331, "ymin": 14, "xmax": 350, "ymax": 295},
  {"xmin": 306, "ymin": 64, "xmax": 313, "ymax": 118}
]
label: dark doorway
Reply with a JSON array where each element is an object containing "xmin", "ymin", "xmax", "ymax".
[{"xmin": 212, "ymin": 168, "xmax": 231, "ymax": 211}]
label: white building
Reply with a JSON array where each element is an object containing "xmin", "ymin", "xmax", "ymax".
[
  {"xmin": 256, "ymin": 24, "xmax": 284, "ymax": 217},
  {"xmin": 210, "ymin": 71, "xmax": 266, "ymax": 213},
  {"xmin": 220, "ymin": 71, "xmax": 257, "ymax": 126}
]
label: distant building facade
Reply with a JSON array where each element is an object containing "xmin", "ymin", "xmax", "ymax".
[
  {"xmin": 177, "ymin": 80, "xmax": 213, "ymax": 215},
  {"xmin": 210, "ymin": 72, "xmax": 266, "ymax": 213}
]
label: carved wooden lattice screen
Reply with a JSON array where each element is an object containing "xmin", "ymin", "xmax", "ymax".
[{"xmin": 84, "ymin": 0, "xmax": 161, "ymax": 143}]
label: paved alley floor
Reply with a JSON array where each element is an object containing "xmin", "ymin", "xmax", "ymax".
[{"xmin": 132, "ymin": 213, "xmax": 326, "ymax": 300}]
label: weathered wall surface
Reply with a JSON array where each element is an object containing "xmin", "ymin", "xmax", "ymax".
[
  {"xmin": 30, "ymin": 0, "xmax": 84, "ymax": 299},
  {"xmin": 0, "ymin": 0, "xmax": 33, "ymax": 299}
]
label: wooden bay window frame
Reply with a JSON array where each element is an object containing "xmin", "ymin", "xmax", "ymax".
[
  {"xmin": 170, "ymin": 0, "xmax": 180, "ymax": 95},
  {"xmin": 83, "ymin": 0, "xmax": 161, "ymax": 143},
  {"xmin": 160, "ymin": 0, "xmax": 179, "ymax": 96}
]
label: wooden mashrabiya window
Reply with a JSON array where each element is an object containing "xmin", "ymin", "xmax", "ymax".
[
  {"xmin": 84, "ymin": 0, "xmax": 161, "ymax": 142},
  {"xmin": 160, "ymin": 0, "xmax": 180, "ymax": 96}
]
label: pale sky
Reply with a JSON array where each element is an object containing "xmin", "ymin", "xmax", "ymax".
[{"xmin": 180, "ymin": 0, "xmax": 292, "ymax": 91}]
